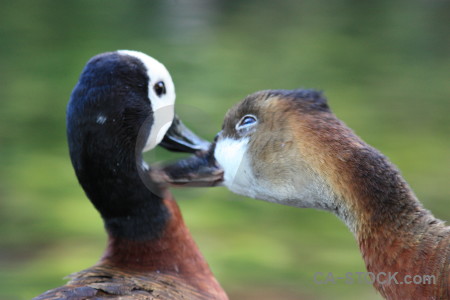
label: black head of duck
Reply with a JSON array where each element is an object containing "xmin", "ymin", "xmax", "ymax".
[{"xmin": 35, "ymin": 50, "xmax": 228, "ymax": 300}]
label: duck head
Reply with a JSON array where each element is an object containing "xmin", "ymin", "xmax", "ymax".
[
  {"xmin": 68, "ymin": 50, "xmax": 208, "ymax": 164},
  {"xmin": 155, "ymin": 89, "xmax": 345, "ymax": 209},
  {"xmin": 67, "ymin": 50, "xmax": 211, "ymax": 238},
  {"xmin": 213, "ymin": 89, "xmax": 340, "ymax": 210}
]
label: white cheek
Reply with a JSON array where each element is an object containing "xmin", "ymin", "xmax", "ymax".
[
  {"xmin": 141, "ymin": 53, "xmax": 176, "ymax": 152},
  {"xmin": 214, "ymin": 137, "xmax": 261, "ymax": 198},
  {"xmin": 118, "ymin": 50, "xmax": 177, "ymax": 152},
  {"xmin": 146, "ymin": 84, "xmax": 175, "ymax": 151},
  {"xmin": 214, "ymin": 137, "xmax": 246, "ymax": 180}
]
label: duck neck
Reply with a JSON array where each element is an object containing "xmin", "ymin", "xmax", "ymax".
[
  {"xmin": 72, "ymin": 146, "xmax": 223, "ymax": 293},
  {"xmin": 72, "ymin": 141, "xmax": 168, "ymax": 240},
  {"xmin": 292, "ymin": 110, "xmax": 450, "ymax": 297},
  {"xmin": 100, "ymin": 194, "xmax": 223, "ymax": 295},
  {"xmin": 346, "ymin": 158, "xmax": 450, "ymax": 297},
  {"xmin": 326, "ymin": 140, "xmax": 450, "ymax": 298},
  {"xmin": 356, "ymin": 206, "xmax": 450, "ymax": 298}
]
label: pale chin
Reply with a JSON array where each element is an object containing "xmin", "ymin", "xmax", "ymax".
[{"xmin": 214, "ymin": 137, "xmax": 256, "ymax": 195}]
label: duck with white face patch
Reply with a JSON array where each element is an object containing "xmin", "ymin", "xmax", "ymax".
[
  {"xmin": 35, "ymin": 50, "xmax": 228, "ymax": 300},
  {"xmin": 154, "ymin": 89, "xmax": 450, "ymax": 299}
]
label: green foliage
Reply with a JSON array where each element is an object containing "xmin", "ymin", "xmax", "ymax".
[{"xmin": 0, "ymin": 0, "xmax": 449, "ymax": 299}]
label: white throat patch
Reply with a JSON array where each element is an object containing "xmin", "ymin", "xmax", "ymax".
[
  {"xmin": 118, "ymin": 50, "xmax": 176, "ymax": 152},
  {"xmin": 214, "ymin": 137, "xmax": 257, "ymax": 197}
]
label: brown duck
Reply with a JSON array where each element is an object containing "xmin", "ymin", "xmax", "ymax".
[{"xmin": 159, "ymin": 89, "xmax": 450, "ymax": 299}]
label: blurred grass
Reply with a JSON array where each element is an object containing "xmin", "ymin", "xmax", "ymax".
[{"xmin": 0, "ymin": 0, "xmax": 449, "ymax": 299}]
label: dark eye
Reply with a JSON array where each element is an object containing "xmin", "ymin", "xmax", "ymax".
[
  {"xmin": 153, "ymin": 81, "xmax": 166, "ymax": 97},
  {"xmin": 237, "ymin": 115, "xmax": 257, "ymax": 129}
]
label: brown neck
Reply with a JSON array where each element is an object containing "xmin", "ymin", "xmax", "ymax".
[
  {"xmin": 296, "ymin": 112, "xmax": 450, "ymax": 298},
  {"xmin": 336, "ymin": 161, "xmax": 450, "ymax": 298},
  {"xmin": 328, "ymin": 128, "xmax": 450, "ymax": 298},
  {"xmin": 332, "ymin": 134, "xmax": 450, "ymax": 298},
  {"xmin": 344, "ymin": 153, "xmax": 450, "ymax": 298},
  {"xmin": 98, "ymin": 192, "xmax": 225, "ymax": 298},
  {"xmin": 358, "ymin": 210, "xmax": 450, "ymax": 299}
]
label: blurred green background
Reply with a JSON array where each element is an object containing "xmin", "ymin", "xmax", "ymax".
[{"xmin": 0, "ymin": 0, "xmax": 449, "ymax": 299}]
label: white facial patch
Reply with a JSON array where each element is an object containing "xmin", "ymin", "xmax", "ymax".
[
  {"xmin": 214, "ymin": 137, "xmax": 258, "ymax": 197},
  {"xmin": 118, "ymin": 50, "xmax": 176, "ymax": 152}
]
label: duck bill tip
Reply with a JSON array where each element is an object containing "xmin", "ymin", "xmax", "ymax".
[{"xmin": 149, "ymin": 149, "xmax": 224, "ymax": 188}]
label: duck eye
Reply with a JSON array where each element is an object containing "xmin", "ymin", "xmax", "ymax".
[
  {"xmin": 153, "ymin": 81, "xmax": 166, "ymax": 97},
  {"xmin": 237, "ymin": 115, "xmax": 257, "ymax": 129}
]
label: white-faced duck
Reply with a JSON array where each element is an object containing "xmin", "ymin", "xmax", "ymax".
[{"xmin": 34, "ymin": 51, "xmax": 228, "ymax": 300}]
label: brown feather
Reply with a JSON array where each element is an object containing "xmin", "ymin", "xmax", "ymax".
[
  {"xmin": 282, "ymin": 93, "xmax": 450, "ymax": 299},
  {"xmin": 212, "ymin": 89, "xmax": 450, "ymax": 299},
  {"xmin": 34, "ymin": 265, "xmax": 219, "ymax": 300},
  {"xmin": 34, "ymin": 194, "xmax": 228, "ymax": 300}
]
